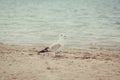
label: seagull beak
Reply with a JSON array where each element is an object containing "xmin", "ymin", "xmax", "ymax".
[{"xmin": 64, "ymin": 35, "xmax": 67, "ymax": 38}]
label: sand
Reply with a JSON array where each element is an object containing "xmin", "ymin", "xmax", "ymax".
[{"xmin": 0, "ymin": 43, "xmax": 120, "ymax": 80}]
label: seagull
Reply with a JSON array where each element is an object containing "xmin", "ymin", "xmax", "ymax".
[{"xmin": 37, "ymin": 33, "xmax": 66, "ymax": 55}]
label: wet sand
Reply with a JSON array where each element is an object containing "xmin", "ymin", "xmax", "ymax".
[{"xmin": 0, "ymin": 43, "xmax": 120, "ymax": 80}]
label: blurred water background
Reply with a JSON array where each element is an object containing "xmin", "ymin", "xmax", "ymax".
[{"xmin": 0, "ymin": 0, "xmax": 120, "ymax": 50}]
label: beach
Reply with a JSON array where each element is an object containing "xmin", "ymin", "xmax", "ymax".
[
  {"xmin": 0, "ymin": 43, "xmax": 120, "ymax": 80},
  {"xmin": 0, "ymin": 0, "xmax": 120, "ymax": 80}
]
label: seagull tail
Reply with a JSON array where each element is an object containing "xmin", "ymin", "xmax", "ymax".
[{"xmin": 37, "ymin": 47, "xmax": 49, "ymax": 55}]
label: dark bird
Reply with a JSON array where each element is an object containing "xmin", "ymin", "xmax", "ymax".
[{"xmin": 37, "ymin": 47, "xmax": 49, "ymax": 55}]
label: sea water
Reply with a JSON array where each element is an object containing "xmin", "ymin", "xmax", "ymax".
[{"xmin": 0, "ymin": 0, "xmax": 120, "ymax": 50}]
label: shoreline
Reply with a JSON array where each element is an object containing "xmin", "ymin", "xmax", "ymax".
[
  {"xmin": 0, "ymin": 42, "xmax": 120, "ymax": 51},
  {"xmin": 0, "ymin": 43, "xmax": 120, "ymax": 80}
]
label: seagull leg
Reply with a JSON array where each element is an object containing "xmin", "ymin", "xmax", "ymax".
[
  {"xmin": 56, "ymin": 51, "xmax": 61, "ymax": 54},
  {"xmin": 55, "ymin": 51, "xmax": 62, "ymax": 56}
]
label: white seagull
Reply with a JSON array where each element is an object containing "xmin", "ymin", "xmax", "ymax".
[{"xmin": 38, "ymin": 33, "xmax": 66, "ymax": 55}]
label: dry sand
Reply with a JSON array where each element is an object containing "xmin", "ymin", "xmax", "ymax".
[{"xmin": 0, "ymin": 43, "xmax": 120, "ymax": 80}]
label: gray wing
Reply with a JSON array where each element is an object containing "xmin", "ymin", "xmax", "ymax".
[{"xmin": 50, "ymin": 43, "xmax": 61, "ymax": 51}]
